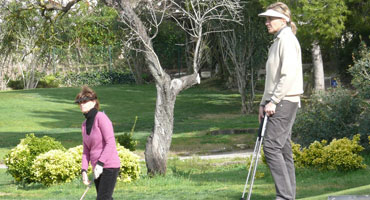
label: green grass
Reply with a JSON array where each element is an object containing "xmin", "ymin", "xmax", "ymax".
[
  {"xmin": 0, "ymin": 85, "xmax": 258, "ymax": 160},
  {"xmin": 1, "ymin": 155, "xmax": 370, "ymax": 199},
  {"xmin": 1, "ymin": 85, "xmax": 370, "ymax": 199}
]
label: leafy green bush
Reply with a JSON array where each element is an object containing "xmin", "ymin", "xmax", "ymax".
[
  {"xmin": 116, "ymin": 116, "xmax": 138, "ymax": 151},
  {"xmin": 37, "ymin": 74, "xmax": 60, "ymax": 88},
  {"xmin": 7, "ymin": 79, "xmax": 23, "ymax": 90},
  {"xmin": 31, "ymin": 150, "xmax": 79, "ymax": 186},
  {"xmin": 4, "ymin": 134, "xmax": 65, "ymax": 184},
  {"xmin": 292, "ymin": 134, "xmax": 366, "ymax": 171},
  {"xmin": 61, "ymin": 69, "xmax": 135, "ymax": 87},
  {"xmin": 293, "ymin": 88, "xmax": 363, "ymax": 147},
  {"xmin": 116, "ymin": 143, "xmax": 140, "ymax": 182},
  {"xmin": 67, "ymin": 145, "xmax": 92, "ymax": 174},
  {"xmin": 116, "ymin": 133, "xmax": 137, "ymax": 151},
  {"xmin": 348, "ymin": 42, "xmax": 370, "ymax": 99}
]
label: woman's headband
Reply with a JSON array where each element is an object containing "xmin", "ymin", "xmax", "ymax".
[
  {"xmin": 258, "ymin": 9, "xmax": 290, "ymax": 22},
  {"xmin": 75, "ymin": 96, "xmax": 96, "ymax": 104}
]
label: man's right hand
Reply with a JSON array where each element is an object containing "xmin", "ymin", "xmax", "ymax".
[{"xmin": 82, "ymin": 171, "xmax": 90, "ymax": 186}]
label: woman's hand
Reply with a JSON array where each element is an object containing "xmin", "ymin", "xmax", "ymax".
[
  {"xmin": 264, "ymin": 102, "xmax": 276, "ymax": 117},
  {"xmin": 82, "ymin": 171, "xmax": 90, "ymax": 186}
]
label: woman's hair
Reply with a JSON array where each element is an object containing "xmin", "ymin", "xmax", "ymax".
[
  {"xmin": 267, "ymin": 2, "xmax": 297, "ymax": 35},
  {"xmin": 75, "ymin": 86, "xmax": 100, "ymax": 110}
]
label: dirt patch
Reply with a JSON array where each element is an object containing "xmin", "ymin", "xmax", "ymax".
[{"xmin": 207, "ymin": 128, "xmax": 258, "ymax": 135}]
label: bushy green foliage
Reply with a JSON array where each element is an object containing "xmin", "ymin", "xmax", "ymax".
[
  {"xmin": 116, "ymin": 143, "xmax": 140, "ymax": 182},
  {"xmin": 4, "ymin": 134, "xmax": 65, "ymax": 184},
  {"xmin": 37, "ymin": 74, "xmax": 60, "ymax": 88},
  {"xmin": 116, "ymin": 116, "xmax": 138, "ymax": 151},
  {"xmin": 67, "ymin": 145, "xmax": 92, "ymax": 174},
  {"xmin": 61, "ymin": 69, "xmax": 135, "ymax": 87},
  {"xmin": 31, "ymin": 150, "xmax": 79, "ymax": 186},
  {"xmin": 293, "ymin": 88, "xmax": 362, "ymax": 147},
  {"xmin": 116, "ymin": 133, "xmax": 137, "ymax": 151},
  {"xmin": 348, "ymin": 42, "xmax": 370, "ymax": 99},
  {"xmin": 293, "ymin": 134, "xmax": 366, "ymax": 171},
  {"xmin": 7, "ymin": 79, "xmax": 23, "ymax": 90}
]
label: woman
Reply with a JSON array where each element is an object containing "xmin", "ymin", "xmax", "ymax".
[
  {"xmin": 258, "ymin": 2, "xmax": 303, "ymax": 200},
  {"xmin": 75, "ymin": 86, "xmax": 120, "ymax": 200}
]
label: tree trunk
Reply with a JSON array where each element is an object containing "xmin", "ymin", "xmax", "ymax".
[
  {"xmin": 132, "ymin": 52, "xmax": 145, "ymax": 84},
  {"xmin": 145, "ymin": 80, "xmax": 175, "ymax": 175},
  {"xmin": 312, "ymin": 40, "xmax": 325, "ymax": 91},
  {"xmin": 145, "ymin": 73, "xmax": 200, "ymax": 175}
]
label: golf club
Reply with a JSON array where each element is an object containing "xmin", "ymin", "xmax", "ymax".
[
  {"xmin": 80, "ymin": 182, "xmax": 92, "ymax": 200},
  {"xmin": 240, "ymin": 115, "xmax": 268, "ymax": 200}
]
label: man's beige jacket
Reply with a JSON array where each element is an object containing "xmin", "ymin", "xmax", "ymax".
[{"xmin": 260, "ymin": 27, "xmax": 304, "ymax": 106}]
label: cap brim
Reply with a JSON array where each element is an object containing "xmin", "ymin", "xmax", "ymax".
[{"xmin": 258, "ymin": 9, "xmax": 290, "ymax": 22}]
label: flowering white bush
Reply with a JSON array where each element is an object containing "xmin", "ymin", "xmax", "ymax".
[{"xmin": 32, "ymin": 150, "xmax": 79, "ymax": 186}]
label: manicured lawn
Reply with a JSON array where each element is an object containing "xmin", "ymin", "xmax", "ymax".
[
  {"xmin": 0, "ymin": 85, "xmax": 258, "ymax": 160},
  {"xmin": 1, "ymin": 85, "xmax": 369, "ymax": 199},
  {"xmin": 0, "ymin": 155, "xmax": 369, "ymax": 199}
]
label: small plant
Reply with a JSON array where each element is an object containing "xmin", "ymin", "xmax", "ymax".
[
  {"xmin": 4, "ymin": 133, "xmax": 65, "ymax": 184},
  {"xmin": 293, "ymin": 134, "xmax": 366, "ymax": 171},
  {"xmin": 116, "ymin": 116, "xmax": 138, "ymax": 151},
  {"xmin": 7, "ymin": 79, "xmax": 23, "ymax": 90},
  {"xmin": 37, "ymin": 74, "xmax": 60, "ymax": 88}
]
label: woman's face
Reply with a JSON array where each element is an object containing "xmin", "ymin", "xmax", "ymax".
[
  {"xmin": 79, "ymin": 100, "xmax": 96, "ymax": 113},
  {"xmin": 265, "ymin": 16, "xmax": 286, "ymax": 34}
]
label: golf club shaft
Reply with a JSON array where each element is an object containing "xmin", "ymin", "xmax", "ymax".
[
  {"xmin": 241, "ymin": 137, "xmax": 260, "ymax": 198},
  {"xmin": 80, "ymin": 184, "xmax": 91, "ymax": 200},
  {"xmin": 241, "ymin": 116, "xmax": 268, "ymax": 200}
]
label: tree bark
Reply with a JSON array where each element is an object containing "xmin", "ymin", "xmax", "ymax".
[{"xmin": 312, "ymin": 40, "xmax": 325, "ymax": 91}]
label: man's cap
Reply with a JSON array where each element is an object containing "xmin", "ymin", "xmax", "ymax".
[{"xmin": 258, "ymin": 9, "xmax": 290, "ymax": 22}]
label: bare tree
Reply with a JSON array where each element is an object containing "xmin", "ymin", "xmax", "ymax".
[
  {"xmin": 221, "ymin": 30, "xmax": 250, "ymax": 113},
  {"xmin": 37, "ymin": 0, "xmax": 242, "ymax": 175},
  {"xmin": 218, "ymin": 1, "xmax": 268, "ymax": 114}
]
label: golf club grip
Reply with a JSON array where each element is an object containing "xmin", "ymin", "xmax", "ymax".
[{"xmin": 257, "ymin": 118, "xmax": 264, "ymax": 139}]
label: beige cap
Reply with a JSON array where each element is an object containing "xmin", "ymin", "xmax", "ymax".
[{"xmin": 258, "ymin": 9, "xmax": 290, "ymax": 22}]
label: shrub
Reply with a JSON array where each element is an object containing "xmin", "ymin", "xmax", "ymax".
[
  {"xmin": 116, "ymin": 143, "xmax": 140, "ymax": 182},
  {"xmin": 4, "ymin": 134, "xmax": 65, "ymax": 184},
  {"xmin": 61, "ymin": 69, "xmax": 135, "ymax": 87},
  {"xmin": 116, "ymin": 116, "xmax": 138, "ymax": 151},
  {"xmin": 7, "ymin": 79, "xmax": 24, "ymax": 90},
  {"xmin": 37, "ymin": 74, "xmax": 60, "ymax": 88},
  {"xmin": 293, "ymin": 88, "xmax": 363, "ymax": 147},
  {"xmin": 293, "ymin": 134, "xmax": 366, "ymax": 171},
  {"xmin": 31, "ymin": 150, "xmax": 79, "ymax": 186},
  {"xmin": 66, "ymin": 145, "xmax": 92, "ymax": 174},
  {"xmin": 348, "ymin": 42, "xmax": 370, "ymax": 99}
]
